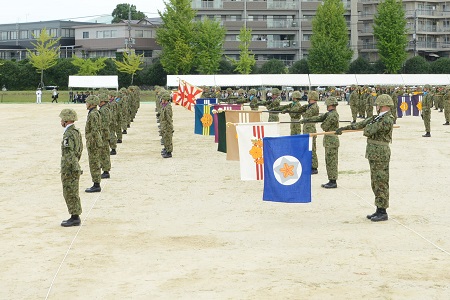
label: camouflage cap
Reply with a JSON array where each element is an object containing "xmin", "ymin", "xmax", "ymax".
[
  {"xmin": 424, "ymin": 84, "xmax": 431, "ymax": 89},
  {"xmin": 308, "ymin": 91, "xmax": 319, "ymax": 101},
  {"xmin": 98, "ymin": 93, "xmax": 109, "ymax": 103},
  {"xmin": 59, "ymin": 108, "xmax": 78, "ymax": 122},
  {"xmin": 271, "ymin": 88, "xmax": 280, "ymax": 95},
  {"xmin": 160, "ymin": 91, "xmax": 171, "ymax": 101},
  {"xmin": 292, "ymin": 91, "xmax": 302, "ymax": 99},
  {"xmin": 375, "ymin": 94, "xmax": 394, "ymax": 107},
  {"xmin": 325, "ymin": 96, "xmax": 338, "ymax": 106},
  {"xmin": 248, "ymin": 89, "xmax": 256, "ymax": 95},
  {"xmin": 238, "ymin": 88, "xmax": 244, "ymax": 94},
  {"xmin": 86, "ymin": 95, "xmax": 100, "ymax": 106}
]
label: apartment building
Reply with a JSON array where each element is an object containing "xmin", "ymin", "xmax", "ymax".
[
  {"xmin": 194, "ymin": 0, "xmax": 450, "ymax": 64},
  {"xmin": 0, "ymin": 20, "xmax": 95, "ymax": 60},
  {"xmin": 72, "ymin": 18, "xmax": 162, "ymax": 63}
]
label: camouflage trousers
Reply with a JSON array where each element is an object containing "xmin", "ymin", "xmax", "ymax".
[
  {"xmin": 358, "ymin": 102, "xmax": 365, "ymax": 117},
  {"xmin": 122, "ymin": 111, "xmax": 130, "ymax": 131},
  {"xmin": 61, "ymin": 172, "xmax": 82, "ymax": 215},
  {"xmin": 350, "ymin": 105, "xmax": 358, "ymax": 121},
  {"xmin": 325, "ymin": 146, "xmax": 338, "ymax": 180},
  {"xmin": 444, "ymin": 103, "xmax": 450, "ymax": 122},
  {"xmin": 268, "ymin": 113, "xmax": 279, "ymax": 122},
  {"xmin": 366, "ymin": 104, "xmax": 374, "ymax": 118},
  {"xmin": 290, "ymin": 119, "xmax": 302, "ymax": 135},
  {"xmin": 115, "ymin": 123, "xmax": 122, "ymax": 140},
  {"xmin": 311, "ymin": 136, "xmax": 318, "ymax": 170},
  {"xmin": 100, "ymin": 139, "xmax": 111, "ymax": 172},
  {"xmin": 109, "ymin": 129, "xmax": 117, "ymax": 149},
  {"xmin": 162, "ymin": 130, "xmax": 173, "ymax": 152},
  {"xmin": 369, "ymin": 160, "xmax": 390, "ymax": 209},
  {"xmin": 87, "ymin": 146, "xmax": 101, "ymax": 183},
  {"xmin": 422, "ymin": 109, "xmax": 431, "ymax": 132}
]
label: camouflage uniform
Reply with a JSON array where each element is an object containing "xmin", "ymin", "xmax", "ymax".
[
  {"xmin": 160, "ymin": 92, "xmax": 173, "ymax": 157},
  {"xmin": 98, "ymin": 94, "xmax": 111, "ymax": 176},
  {"xmin": 366, "ymin": 89, "xmax": 376, "ymax": 118},
  {"xmin": 349, "ymin": 86, "xmax": 359, "ymax": 122},
  {"xmin": 107, "ymin": 93, "xmax": 118, "ymax": 152},
  {"xmin": 248, "ymin": 89, "xmax": 259, "ymax": 111},
  {"xmin": 119, "ymin": 88, "xmax": 130, "ymax": 132},
  {"xmin": 280, "ymin": 91, "xmax": 303, "ymax": 135},
  {"xmin": 266, "ymin": 88, "xmax": 281, "ymax": 122},
  {"xmin": 114, "ymin": 92, "xmax": 123, "ymax": 142},
  {"xmin": 85, "ymin": 95, "xmax": 103, "ymax": 187},
  {"xmin": 302, "ymin": 97, "xmax": 340, "ymax": 187},
  {"xmin": 422, "ymin": 85, "xmax": 434, "ymax": 136},
  {"xmin": 60, "ymin": 109, "xmax": 83, "ymax": 217},
  {"xmin": 337, "ymin": 94, "xmax": 394, "ymax": 221}
]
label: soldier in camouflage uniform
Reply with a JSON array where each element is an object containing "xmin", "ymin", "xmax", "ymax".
[
  {"xmin": 336, "ymin": 94, "xmax": 395, "ymax": 222},
  {"xmin": 119, "ymin": 88, "xmax": 130, "ymax": 134},
  {"xmin": 248, "ymin": 89, "xmax": 259, "ymax": 111},
  {"xmin": 301, "ymin": 96, "xmax": 340, "ymax": 188},
  {"xmin": 98, "ymin": 93, "xmax": 112, "ymax": 179},
  {"xmin": 421, "ymin": 84, "xmax": 434, "ymax": 137},
  {"xmin": 434, "ymin": 86, "xmax": 444, "ymax": 112},
  {"xmin": 107, "ymin": 91, "xmax": 118, "ymax": 154},
  {"xmin": 280, "ymin": 91, "xmax": 303, "ymax": 135},
  {"xmin": 236, "ymin": 89, "xmax": 247, "ymax": 104},
  {"xmin": 349, "ymin": 85, "xmax": 359, "ymax": 123},
  {"xmin": 390, "ymin": 87, "xmax": 403, "ymax": 124},
  {"xmin": 113, "ymin": 91, "xmax": 123, "ymax": 144},
  {"xmin": 160, "ymin": 91, "xmax": 173, "ymax": 158},
  {"xmin": 265, "ymin": 88, "xmax": 282, "ymax": 122},
  {"xmin": 59, "ymin": 109, "xmax": 83, "ymax": 227},
  {"xmin": 366, "ymin": 88, "xmax": 376, "ymax": 118},
  {"xmin": 226, "ymin": 88, "xmax": 238, "ymax": 104},
  {"xmin": 443, "ymin": 85, "xmax": 450, "ymax": 125},
  {"xmin": 85, "ymin": 95, "xmax": 103, "ymax": 193}
]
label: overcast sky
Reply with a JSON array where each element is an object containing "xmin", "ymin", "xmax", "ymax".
[{"xmin": 0, "ymin": 0, "xmax": 166, "ymax": 24}]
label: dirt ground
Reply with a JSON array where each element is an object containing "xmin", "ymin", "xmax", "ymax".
[{"xmin": 1, "ymin": 100, "xmax": 449, "ymax": 299}]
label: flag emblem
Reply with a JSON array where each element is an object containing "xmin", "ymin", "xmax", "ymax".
[
  {"xmin": 400, "ymin": 101, "xmax": 408, "ymax": 112},
  {"xmin": 273, "ymin": 156, "xmax": 301, "ymax": 185}
]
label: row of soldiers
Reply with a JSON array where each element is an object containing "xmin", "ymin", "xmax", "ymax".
[{"xmin": 58, "ymin": 86, "xmax": 141, "ymax": 227}]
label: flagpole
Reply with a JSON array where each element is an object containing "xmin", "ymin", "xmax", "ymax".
[{"xmin": 309, "ymin": 126, "xmax": 400, "ymax": 136}]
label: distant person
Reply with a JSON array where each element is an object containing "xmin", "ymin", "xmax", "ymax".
[
  {"xmin": 36, "ymin": 88, "xmax": 42, "ymax": 104},
  {"xmin": 52, "ymin": 88, "xmax": 58, "ymax": 103}
]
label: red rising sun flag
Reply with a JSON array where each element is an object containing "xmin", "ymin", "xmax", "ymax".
[{"xmin": 182, "ymin": 80, "xmax": 203, "ymax": 111}]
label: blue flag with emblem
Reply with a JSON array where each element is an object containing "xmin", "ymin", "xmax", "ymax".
[
  {"xmin": 194, "ymin": 104, "xmax": 215, "ymax": 136},
  {"xmin": 263, "ymin": 134, "xmax": 312, "ymax": 203}
]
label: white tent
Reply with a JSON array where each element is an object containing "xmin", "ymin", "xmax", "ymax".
[
  {"xmin": 400, "ymin": 74, "xmax": 450, "ymax": 86},
  {"xmin": 309, "ymin": 74, "xmax": 357, "ymax": 86},
  {"xmin": 68, "ymin": 76, "xmax": 119, "ymax": 90},
  {"xmin": 356, "ymin": 74, "xmax": 404, "ymax": 86}
]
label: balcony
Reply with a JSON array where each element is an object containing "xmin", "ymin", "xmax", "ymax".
[{"xmin": 267, "ymin": 1, "xmax": 298, "ymax": 10}]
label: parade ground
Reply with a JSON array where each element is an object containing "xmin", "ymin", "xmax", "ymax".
[{"xmin": 1, "ymin": 100, "xmax": 449, "ymax": 299}]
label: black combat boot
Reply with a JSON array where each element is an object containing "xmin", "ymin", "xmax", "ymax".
[
  {"xmin": 117, "ymin": 139, "xmax": 122, "ymax": 143},
  {"xmin": 61, "ymin": 215, "xmax": 81, "ymax": 227},
  {"xmin": 162, "ymin": 152, "xmax": 172, "ymax": 158},
  {"xmin": 101, "ymin": 171, "xmax": 110, "ymax": 179},
  {"xmin": 366, "ymin": 207, "xmax": 381, "ymax": 220},
  {"xmin": 422, "ymin": 132, "xmax": 431, "ymax": 137},
  {"xmin": 127, "ymin": 124, "xmax": 130, "ymax": 128},
  {"xmin": 161, "ymin": 148, "xmax": 167, "ymax": 155},
  {"xmin": 371, "ymin": 208, "xmax": 388, "ymax": 222},
  {"xmin": 110, "ymin": 149, "xmax": 117, "ymax": 155},
  {"xmin": 311, "ymin": 168, "xmax": 318, "ymax": 175},
  {"xmin": 321, "ymin": 180, "xmax": 337, "ymax": 188},
  {"xmin": 443, "ymin": 122, "xmax": 449, "ymax": 125},
  {"xmin": 122, "ymin": 130, "xmax": 127, "ymax": 134},
  {"xmin": 85, "ymin": 182, "xmax": 101, "ymax": 193}
]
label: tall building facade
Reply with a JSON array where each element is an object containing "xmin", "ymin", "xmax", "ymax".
[{"xmin": 193, "ymin": 0, "xmax": 450, "ymax": 65}]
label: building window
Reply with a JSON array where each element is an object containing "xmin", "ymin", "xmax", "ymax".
[
  {"xmin": 20, "ymin": 30, "xmax": 29, "ymax": 39},
  {"xmin": 9, "ymin": 31, "xmax": 18, "ymax": 40},
  {"xmin": 83, "ymin": 32, "xmax": 89, "ymax": 38},
  {"xmin": 96, "ymin": 31, "xmax": 103, "ymax": 38},
  {"xmin": 135, "ymin": 30, "xmax": 143, "ymax": 38},
  {"xmin": 135, "ymin": 50, "xmax": 153, "ymax": 57},
  {"xmin": 49, "ymin": 28, "xmax": 58, "ymax": 37},
  {"xmin": 0, "ymin": 32, "xmax": 7, "ymax": 40},
  {"xmin": 61, "ymin": 28, "xmax": 74, "ymax": 37},
  {"xmin": 31, "ymin": 29, "xmax": 41, "ymax": 38},
  {"xmin": 144, "ymin": 30, "xmax": 152, "ymax": 38}
]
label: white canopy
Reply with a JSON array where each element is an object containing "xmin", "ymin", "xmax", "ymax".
[
  {"xmin": 68, "ymin": 75, "xmax": 119, "ymax": 90},
  {"xmin": 166, "ymin": 74, "xmax": 450, "ymax": 88}
]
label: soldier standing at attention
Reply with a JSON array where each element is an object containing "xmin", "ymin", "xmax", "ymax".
[
  {"xmin": 59, "ymin": 109, "xmax": 83, "ymax": 227},
  {"xmin": 336, "ymin": 94, "xmax": 395, "ymax": 222},
  {"xmin": 421, "ymin": 84, "xmax": 433, "ymax": 137},
  {"xmin": 301, "ymin": 97, "xmax": 340, "ymax": 188},
  {"xmin": 349, "ymin": 85, "xmax": 359, "ymax": 123},
  {"xmin": 266, "ymin": 88, "xmax": 282, "ymax": 122},
  {"xmin": 160, "ymin": 92, "xmax": 173, "ymax": 158},
  {"xmin": 248, "ymin": 89, "xmax": 259, "ymax": 111},
  {"xmin": 98, "ymin": 93, "xmax": 112, "ymax": 179},
  {"xmin": 85, "ymin": 95, "xmax": 103, "ymax": 193},
  {"xmin": 107, "ymin": 92, "xmax": 118, "ymax": 155}
]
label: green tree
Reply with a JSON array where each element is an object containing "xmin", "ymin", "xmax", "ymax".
[
  {"xmin": 145, "ymin": 59, "xmax": 167, "ymax": 86},
  {"xmin": 289, "ymin": 59, "xmax": 310, "ymax": 74},
  {"xmin": 71, "ymin": 56, "xmax": 107, "ymax": 75},
  {"xmin": 112, "ymin": 3, "xmax": 146, "ymax": 23},
  {"xmin": 373, "ymin": 0, "xmax": 408, "ymax": 74},
  {"xmin": 259, "ymin": 59, "xmax": 287, "ymax": 74},
  {"xmin": 308, "ymin": 0, "xmax": 352, "ymax": 73},
  {"xmin": 348, "ymin": 56, "xmax": 373, "ymax": 74},
  {"xmin": 403, "ymin": 56, "xmax": 430, "ymax": 73},
  {"xmin": 228, "ymin": 26, "xmax": 256, "ymax": 74},
  {"xmin": 27, "ymin": 28, "xmax": 61, "ymax": 88},
  {"xmin": 372, "ymin": 60, "xmax": 386, "ymax": 74},
  {"xmin": 218, "ymin": 59, "xmax": 235, "ymax": 74},
  {"xmin": 46, "ymin": 58, "xmax": 78, "ymax": 89},
  {"xmin": 193, "ymin": 18, "xmax": 226, "ymax": 74},
  {"xmin": 113, "ymin": 51, "xmax": 144, "ymax": 85},
  {"xmin": 156, "ymin": 0, "xmax": 196, "ymax": 74},
  {"xmin": 430, "ymin": 58, "xmax": 450, "ymax": 74}
]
